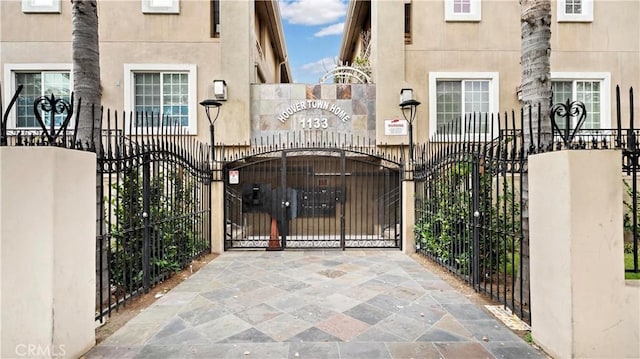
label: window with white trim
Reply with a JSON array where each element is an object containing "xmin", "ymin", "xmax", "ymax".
[
  {"xmin": 551, "ymin": 72, "xmax": 610, "ymax": 129},
  {"xmin": 142, "ymin": 0, "xmax": 179, "ymax": 14},
  {"xmin": 3, "ymin": 64, "xmax": 72, "ymax": 129},
  {"xmin": 429, "ymin": 72, "xmax": 499, "ymax": 137},
  {"xmin": 445, "ymin": 0, "xmax": 481, "ymax": 22},
  {"xmin": 124, "ymin": 64, "xmax": 197, "ymax": 134},
  {"xmin": 557, "ymin": 0, "xmax": 593, "ymax": 22},
  {"xmin": 22, "ymin": 0, "xmax": 60, "ymax": 13}
]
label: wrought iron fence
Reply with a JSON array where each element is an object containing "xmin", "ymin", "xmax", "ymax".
[
  {"xmin": 414, "ymin": 111, "xmax": 528, "ymax": 321},
  {"xmin": 1, "ymin": 85, "xmax": 214, "ymax": 322},
  {"xmin": 538, "ymin": 87, "xmax": 639, "ymax": 275},
  {"xmin": 0, "ymin": 85, "xmax": 91, "ymax": 149},
  {"xmin": 221, "ymin": 131, "xmax": 406, "ymax": 164},
  {"xmin": 96, "ymin": 111, "xmax": 213, "ymax": 321},
  {"xmin": 2, "ymin": 81, "xmax": 638, "ymax": 325},
  {"xmin": 414, "ymin": 85, "xmax": 637, "ymax": 324}
]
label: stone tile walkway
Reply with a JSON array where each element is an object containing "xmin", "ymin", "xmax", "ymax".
[{"xmin": 85, "ymin": 251, "xmax": 544, "ymax": 359}]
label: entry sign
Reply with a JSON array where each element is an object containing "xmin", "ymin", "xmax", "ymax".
[
  {"xmin": 384, "ymin": 118, "xmax": 408, "ymax": 136},
  {"xmin": 229, "ymin": 170, "xmax": 239, "ymax": 184}
]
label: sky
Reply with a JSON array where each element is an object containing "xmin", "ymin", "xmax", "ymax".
[{"xmin": 278, "ymin": 0, "xmax": 348, "ymax": 84}]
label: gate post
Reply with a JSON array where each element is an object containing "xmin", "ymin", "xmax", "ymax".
[
  {"xmin": 402, "ymin": 164, "xmax": 414, "ymax": 254},
  {"xmin": 211, "ymin": 169, "xmax": 225, "ymax": 253},
  {"xmin": 471, "ymin": 154, "xmax": 481, "ymax": 288},
  {"xmin": 529, "ymin": 150, "xmax": 639, "ymax": 358},
  {"xmin": 0, "ymin": 147, "xmax": 96, "ymax": 358},
  {"xmin": 142, "ymin": 155, "xmax": 151, "ymax": 291}
]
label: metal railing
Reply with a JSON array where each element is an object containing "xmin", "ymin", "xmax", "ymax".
[
  {"xmin": 414, "ymin": 86, "xmax": 638, "ymax": 324},
  {"xmin": 414, "ymin": 111, "xmax": 527, "ymax": 321},
  {"xmin": 95, "ymin": 111, "xmax": 213, "ymax": 322}
]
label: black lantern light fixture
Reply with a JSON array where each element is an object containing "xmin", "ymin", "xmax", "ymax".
[
  {"xmin": 399, "ymin": 88, "xmax": 420, "ymax": 164},
  {"xmin": 199, "ymin": 99, "xmax": 223, "ymax": 163}
]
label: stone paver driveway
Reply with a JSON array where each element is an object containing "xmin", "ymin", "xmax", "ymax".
[{"xmin": 85, "ymin": 250, "xmax": 544, "ymax": 359}]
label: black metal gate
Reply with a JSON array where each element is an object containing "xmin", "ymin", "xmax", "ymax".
[
  {"xmin": 96, "ymin": 115, "xmax": 212, "ymax": 321},
  {"xmin": 224, "ymin": 147, "xmax": 402, "ymax": 250},
  {"xmin": 414, "ymin": 114, "xmax": 527, "ymax": 322},
  {"xmin": 0, "ymin": 88, "xmax": 214, "ymax": 322}
]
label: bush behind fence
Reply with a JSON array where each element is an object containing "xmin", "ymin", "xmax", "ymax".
[{"xmin": 414, "ymin": 86, "xmax": 638, "ymax": 323}]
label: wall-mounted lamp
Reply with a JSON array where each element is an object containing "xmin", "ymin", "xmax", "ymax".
[
  {"xmin": 400, "ymin": 88, "xmax": 414, "ymax": 105},
  {"xmin": 213, "ymin": 80, "xmax": 227, "ymax": 101},
  {"xmin": 399, "ymin": 88, "xmax": 420, "ymax": 165}
]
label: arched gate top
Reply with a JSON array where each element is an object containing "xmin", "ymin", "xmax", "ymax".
[{"xmin": 221, "ymin": 133, "xmax": 404, "ymax": 170}]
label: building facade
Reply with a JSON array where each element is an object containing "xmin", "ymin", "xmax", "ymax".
[
  {"xmin": 2, "ymin": 0, "xmax": 639, "ymax": 251},
  {"xmin": 340, "ymin": 0, "xmax": 640, "ymax": 144},
  {"xmin": 1, "ymin": 0, "xmax": 291, "ymax": 144}
]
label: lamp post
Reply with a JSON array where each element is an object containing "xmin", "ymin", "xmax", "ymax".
[
  {"xmin": 199, "ymin": 99, "xmax": 222, "ymax": 163},
  {"xmin": 399, "ymin": 88, "xmax": 420, "ymax": 165}
]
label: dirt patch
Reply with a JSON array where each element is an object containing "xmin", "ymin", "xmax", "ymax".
[{"xmin": 94, "ymin": 252, "xmax": 218, "ymax": 345}]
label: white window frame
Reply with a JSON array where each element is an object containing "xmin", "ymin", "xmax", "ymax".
[
  {"xmin": 3, "ymin": 63, "xmax": 73, "ymax": 129},
  {"xmin": 557, "ymin": 0, "xmax": 593, "ymax": 22},
  {"xmin": 142, "ymin": 0, "xmax": 180, "ymax": 14},
  {"xmin": 22, "ymin": 0, "xmax": 60, "ymax": 13},
  {"xmin": 445, "ymin": 0, "xmax": 481, "ymax": 22},
  {"xmin": 428, "ymin": 72, "xmax": 499, "ymax": 139},
  {"xmin": 551, "ymin": 71, "xmax": 611, "ymax": 129},
  {"xmin": 124, "ymin": 64, "xmax": 197, "ymax": 134}
]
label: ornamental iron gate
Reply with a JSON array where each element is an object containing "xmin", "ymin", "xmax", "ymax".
[
  {"xmin": 224, "ymin": 145, "xmax": 402, "ymax": 250},
  {"xmin": 0, "ymin": 86, "xmax": 213, "ymax": 322},
  {"xmin": 413, "ymin": 88, "xmax": 636, "ymax": 324},
  {"xmin": 414, "ymin": 113, "xmax": 528, "ymax": 322},
  {"xmin": 96, "ymin": 114, "xmax": 212, "ymax": 321}
]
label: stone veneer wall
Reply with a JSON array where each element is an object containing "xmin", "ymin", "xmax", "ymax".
[{"xmin": 250, "ymin": 84, "xmax": 376, "ymax": 143}]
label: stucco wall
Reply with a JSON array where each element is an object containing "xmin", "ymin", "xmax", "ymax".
[
  {"xmin": 1, "ymin": 0, "xmax": 289, "ymax": 146},
  {"xmin": 371, "ymin": 0, "xmax": 406, "ymax": 145},
  {"xmin": 0, "ymin": 147, "xmax": 96, "ymax": 359},
  {"xmin": 529, "ymin": 150, "xmax": 640, "ymax": 358},
  {"xmin": 397, "ymin": 0, "xmax": 639, "ymax": 143}
]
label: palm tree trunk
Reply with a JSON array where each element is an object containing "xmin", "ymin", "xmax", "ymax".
[
  {"xmin": 519, "ymin": 0, "xmax": 552, "ymax": 314},
  {"xmin": 72, "ymin": 0, "xmax": 105, "ymax": 312},
  {"xmin": 72, "ymin": 0, "xmax": 101, "ymax": 149}
]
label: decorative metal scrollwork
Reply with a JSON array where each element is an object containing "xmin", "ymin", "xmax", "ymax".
[
  {"xmin": 33, "ymin": 92, "xmax": 75, "ymax": 144},
  {"xmin": 550, "ymin": 99, "xmax": 587, "ymax": 148},
  {"xmin": 0, "ymin": 84, "xmax": 23, "ymax": 146}
]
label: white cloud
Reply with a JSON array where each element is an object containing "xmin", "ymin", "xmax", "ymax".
[
  {"xmin": 300, "ymin": 57, "xmax": 338, "ymax": 75},
  {"xmin": 314, "ymin": 22, "xmax": 344, "ymax": 37},
  {"xmin": 280, "ymin": 0, "xmax": 346, "ymax": 26}
]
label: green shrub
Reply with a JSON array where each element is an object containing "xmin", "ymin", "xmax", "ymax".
[
  {"xmin": 108, "ymin": 167, "xmax": 200, "ymax": 292},
  {"xmin": 415, "ymin": 155, "xmax": 521, "ymax": 279}
]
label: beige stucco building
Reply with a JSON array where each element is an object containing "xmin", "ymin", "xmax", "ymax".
[
  {"xmin": 2, "ymin": 4, "xmax": 639, "ymax": 355},
  {"xmin": 2, "ymin": 0, "xmax": 638, "ymax": 147},
  {"xmin": 1, "ymin": 0, "xmax": 290, "ymax": 145},
  {"xmin": 340, "ymin": 0, "xmax": 640, "ymax": 145}
]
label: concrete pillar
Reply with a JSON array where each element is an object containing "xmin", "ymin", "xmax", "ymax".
[
  {"xmin": 529, "ymin": 150, "xmax": 639, "ymax": 358},
  {"xmin": 211, "ymin": 180, "xmax": 225, "ymax": 253},
  {"xmin": 402, "ymin": 170, "xmax": 415, "ymax": 254},
  {"xmin": 0, "ymin": 147, "xmax": 96, "ymax": 359}
]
